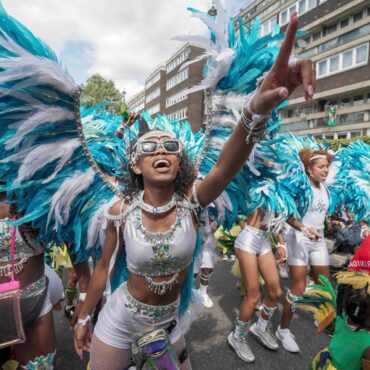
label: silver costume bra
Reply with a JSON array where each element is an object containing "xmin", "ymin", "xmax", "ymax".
[
  {"xmin": 123, "ymin": 198, "xmax": 197, "ymax": 277},
  {"xmin": 0, "ymin": 220, "xmax": 43, "ymax": 277}
]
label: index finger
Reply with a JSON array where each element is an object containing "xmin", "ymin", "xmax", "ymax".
[{"xmin": 273, "ymin": 12, "xmax": 298, "ymax": 69}]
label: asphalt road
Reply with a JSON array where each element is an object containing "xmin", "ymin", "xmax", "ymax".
[{"xmin": 53, "ymin": 258, "xmax": 329, "ymax": 369}]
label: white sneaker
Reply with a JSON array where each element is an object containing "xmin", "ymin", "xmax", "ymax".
[
  {"xmin": 250, "ymin": 323, "xmax": 279, "ymax": 350},
  {"xmin": 230, "ymin": 254, "xmax": 237, "ymax": 261},
  {"xmin": 222, "ymin": 254, "xmax": 228, "ymax": 261},
  {"xmin": 275, "ymin": 326, "xmax": 300, "ymax": 352},
  {"xmin": 254, "ymin": 298, "xmax": 263, "ymax": 311},
  {"xmin": 200, "ymin": 293, "xmax": 214, "ymax": 308},
  {"xmin": 228, "ymin": 332, "xmax": 255, "ymax": 363},
  {"xmin": 279, "ymin": 264, "xmax": 289, "ymax": 279}
]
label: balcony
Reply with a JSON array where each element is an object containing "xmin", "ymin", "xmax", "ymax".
[{"xmin": 279, "ymin": 104, "xmax": 370, "ymax": 133}]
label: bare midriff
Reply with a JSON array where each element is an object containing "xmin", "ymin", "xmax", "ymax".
[
  {"xmin": 127, "ymin": 268, "xmax": 189, "ymax": 306},
  {"xmin": 246, "ymin": 208, "xmax": 267, "ymax": 231}
]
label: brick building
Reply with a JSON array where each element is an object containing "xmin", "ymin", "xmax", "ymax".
[
  {"xmin": 238, "ymin": 0, "xmax": 370, "ymax": 139},
  {"xmin": 127, "ymin": 44, "xmax": 206, "ymax": 132}
]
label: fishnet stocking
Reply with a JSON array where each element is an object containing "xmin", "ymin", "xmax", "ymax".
[
  {"xmin": 90, "ymin": 335, "xmax": 192, "ymax": 370},
  {"xmin": 90, "ymin": 335, "xmax": 132, "ymax": 370}
]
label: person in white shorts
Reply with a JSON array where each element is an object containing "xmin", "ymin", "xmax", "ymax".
[
  {"xmin": 228, "ymin": 208, "xmax": 286, "ymax": 363},
  {"xmin": 194, "ymin": 211, "xmax": 216, "ymax": 308},
  {"xmin": 276, "ymin": 148, "xmax": 333, "ymax": 353}
]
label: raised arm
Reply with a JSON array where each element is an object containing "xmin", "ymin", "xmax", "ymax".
[{"xmin": 197, "ymin": 14, "xmax": 316, "ymax": 207}]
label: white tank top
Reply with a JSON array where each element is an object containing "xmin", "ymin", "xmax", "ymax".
[{"xmin": 301, "ymin": 183, "xmax": 329, "ymax": 230}]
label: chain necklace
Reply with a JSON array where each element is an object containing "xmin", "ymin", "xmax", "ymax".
[{"xmin": 138, "ymin": 191, "xmax": 177, "ymax": 215}]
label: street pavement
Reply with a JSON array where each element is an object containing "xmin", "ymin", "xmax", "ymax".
[{"xmin": 53, "ymin": 258, "xmax": 329, "ymax": 369}]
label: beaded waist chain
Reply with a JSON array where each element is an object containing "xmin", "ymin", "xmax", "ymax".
[{"xmin": 123, "ymin": 283, "xmax": 179, "ymax": 322}]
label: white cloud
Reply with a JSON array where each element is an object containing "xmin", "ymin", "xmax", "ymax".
[{"xmin": 2, "ymin": 0, "xmax": 252, "ymax": 98}]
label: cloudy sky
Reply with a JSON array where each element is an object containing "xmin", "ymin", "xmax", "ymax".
[{"xmin": 2, "ymin": 0, "xmax": 253, "ymax": 98}]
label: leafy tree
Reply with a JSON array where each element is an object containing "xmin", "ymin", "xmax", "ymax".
[
  {"xmin": 316, "ymin": 136, "xmax": 370, "ymax": 151},
  {"xmin": 81, "ymin": 73, "xmax": 126, "ymax": 115}
]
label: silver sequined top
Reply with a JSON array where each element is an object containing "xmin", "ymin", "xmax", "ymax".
[
  {"xmin": 123, "ymin": 203, "xmax": 197, "ymax": 277},
  {"xmin": 0, "ymin": 219, "xmax": 43, "ymax": 265}
]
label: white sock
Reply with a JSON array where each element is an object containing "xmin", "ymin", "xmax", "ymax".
[
  {"xmin": 256, "ymin": 316, "xmax": 269, "ymax": 331},
  {"xmin": 278, "ymin": 326, "xmax": 290, "ymax": 334},
  {"xmin": 199, "ymin": 283, "xmax": 208, "ymax": 296},
  {"xmin": 234, "ymin": 319, "xmax": 249, "ymax": 340}
]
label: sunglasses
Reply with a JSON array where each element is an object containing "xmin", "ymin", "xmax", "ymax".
[{"xmin": 138, "ymin": 139, "xmax": 182, "ymax": 154}]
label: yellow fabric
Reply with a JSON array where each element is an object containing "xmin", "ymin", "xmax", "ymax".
[{"xmin": 49, "ymin": 244, "xmax": 73, "ymax": 270}]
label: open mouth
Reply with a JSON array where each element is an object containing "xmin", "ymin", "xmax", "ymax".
[{"xmin": 153, "ymin": 159, "xmax": 170, "ymax": 170}]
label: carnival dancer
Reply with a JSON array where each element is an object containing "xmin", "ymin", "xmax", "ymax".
[
  {"xmin": 194, "ymin": 210, "xmax": 216, "ymax": 308},
  {"xmin": 228, "ymin": 208, "xmax": 286, "ymax": 362},
  {"xmin": 0, "ymin": 1, "xmax": 315, "ymax": 368},
  {"xmin": 72, "ymin": 14, "xmax": 316, "ymax": 370},
  {"xmin": 0, "ymin": 194, "xmax": 55, "ymax": 369},
  {"xmin": 276, "ymin": 148, "xmax": 334, "ymax": 352},
  {"xmin": 294, "ymin": 238, "xmax": 370, "ymax": 370}
]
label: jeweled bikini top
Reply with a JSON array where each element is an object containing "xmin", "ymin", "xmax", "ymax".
[
  {"xmin": 111, "ymin": 195, "xmax": 198, "ymax": 277},
  {"xmin": 0, "ymin": 220, "xmax": 43, "ymax": 276}
]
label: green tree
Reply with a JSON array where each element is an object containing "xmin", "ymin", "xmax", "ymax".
[
  {"xmin": 316, "ymin": 136, "xmax": 370, "ymax": 151},
  {"xmin": 81, "ymin": 73, "xmax": 126, "ymax": 115}
]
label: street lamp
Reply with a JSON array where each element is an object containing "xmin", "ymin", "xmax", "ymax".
[
  {"xmin": 208, "ymin": 4, "xmax": 217, "ymax": 17},
  {"xmin": 121, "ymin": 89, "xmax": 127, "ymax": 105}
]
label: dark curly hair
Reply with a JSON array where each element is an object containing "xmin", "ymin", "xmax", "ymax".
[
  {"xmin": 122, "ymin": 130, "xmax": 196, "ymax": 200},
  {"xmin": 337, "ymin": 283, "xmax": 370, "ymax": 330}
]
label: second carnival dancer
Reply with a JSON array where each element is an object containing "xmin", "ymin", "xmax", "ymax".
[
  {"xmin": 74, "ymin": 15, "xmax": 316, "ymax": 370},
  {"xmin": 229, "ymin": 208, "xmax": 286, "ymax": 362},
  {"xmin": 276, "ymin": 148, "xmax": 334, "ymax": 352}
]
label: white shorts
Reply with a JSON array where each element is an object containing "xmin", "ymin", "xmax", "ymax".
[
  {"xmin": 234, "ymin": 225, "xmax": 271, "ymax": 256},
  {"xmin": 194, "ymin": 235, "xmax": 215, "ymax": 273},
  {"xmin": 94, "ymin": 283, "xmax": 182, "ymax": 349},
  {"xmin": 286, "ymin": 230, "xmax": 329, "ymax": 266}
]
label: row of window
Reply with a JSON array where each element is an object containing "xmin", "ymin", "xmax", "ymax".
[
  {"xmin": 166, "ymin": 68, "xmax": 189, "ymax": 91},
  {"xmin": 146, "ymin": 73, "xmax": 161, "ymax": 89},
  {"xmin": 316, "ymin": 43, "xmax": 368, "ymax": 79},
  {"xmin": 299, "ymin": 6, "xmax": 370, "ymax": 57},
  {"xmin": 166, "ymin": 48, "xmax": 191, "ymax": 73},
  {"xmin": 166, "ymin": 90, "xmax": 188, "ymax": 108},
  {"xmin": 147, "ymin": 104, "xmax": 160, "ymax": 116},
  {"xmin": 145, "ymin": 88, "xmax": 160, "ymax": 104},
  {"xmin": 300, "ymin": 23, "xmax": 370, "ymax": 60},
  {"xmin": 282, "ymin": 92, "xmax": 370, "ymax": 119},
  {"xmin": 131, "ymin": 102, "xmax": 144, "ymax": 113},
  {"xmin": 168, "ymin": 107, "xmax": 188, "ymax": 121}
]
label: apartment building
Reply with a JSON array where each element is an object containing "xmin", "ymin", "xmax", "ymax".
[
  {"xmin": 127, "ymin": 44, "xmax": 206, "ymax": 132},
  {"xmin": 238, "ymin": 0, "xmax": 370, "ymax": 139}
]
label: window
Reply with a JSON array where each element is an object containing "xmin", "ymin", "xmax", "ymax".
[
  {"xmin": 166, "ymin": 90, "xmax": 188, "ymax": 108},
  {"xmin": 356, "ymin": 44, "xmax": 368, "ymax": 64},
  {"xmin": 353, "ymin": 95, "xmax": 364, "ymax": 106},
  {"xmin": 341, "ymin": 97, "xmax": 351, "ymax": 107},
  {"xmin": 147, "ymin": 104, "xmax": 160, "ymax": 116},
  {"xmin": 298, "ymin": 0, "xmax": 316, "ymax": 15},
  {"xmin": 350, "ymin": 131, "xmax": 362, "ymax": 138},
  {"xmin": 337, "ymin": 132, "xmax": 347, "ymax": 139},
  {"xmin": 146, "ymin": 73, "xmax": 160, "ymax": 89},
  {"xmin": 260, "ymin": 15, "xmax": 277, "ymax": 37},
  {"xmin": 329, "ymin": 56, "xmax": 339, "ymax": 73},
  {"xmin": 166, "ymin": 68, "xmax": 189, "ymax": 91},
  {"xmin": 168, "ymin": 107, "xmax": 188, "ymax": 121},
  {"xmin": 324, "ymin": 23, "xmax": 337, "ymax": 35},
  {"xmin": 342, "ymin": 50, "xmax": 353, "ymax": 69},
  {"xmin": 167, "ymin": 49, "xmax": 191, "ymax": 73},
  {"xmin": 353, "ymin": 11, "xmax": 363, "ymax": 22},
  {"xmin": 145, "ymin": 88, "xmax": 160, "ymax": 104},
  {"xmin": 279, "ymin": 3, "xmax": 297, "ymax": 26},
  {"xmin": 318, "ymin": 60, "xmax": 327, "ymax": 76},
  {"xmin": 312, "ymin": 31, "xmax": 321, "ymax": 41},
  {"xmin": 340, "ymin": 18, "xmax": 349, "ymax": 28}
]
